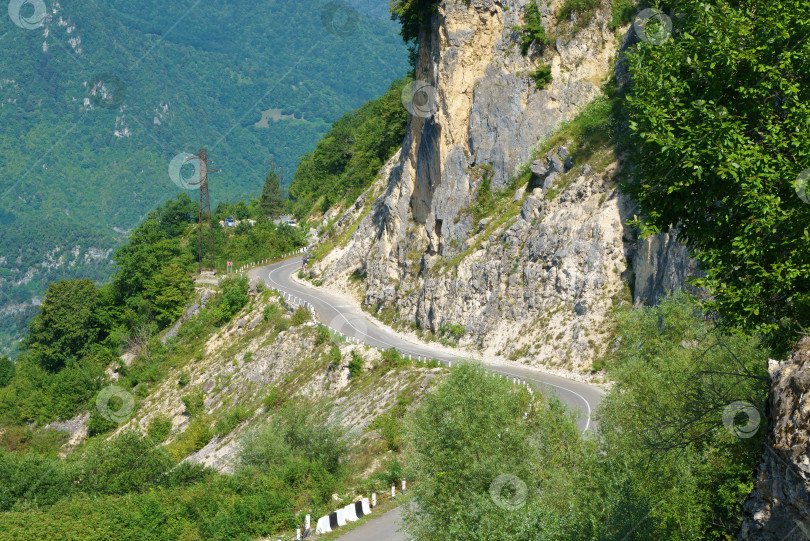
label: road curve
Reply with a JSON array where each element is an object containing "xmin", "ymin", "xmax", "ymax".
[
  {"xmin": 331, "ymin": 507, "xmax": 406, "ymax": 541},
  {"xmin": 249, "ymin": 256, "xmax": 604, "ymax": 432}
]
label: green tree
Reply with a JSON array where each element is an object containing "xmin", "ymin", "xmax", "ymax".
[
  {"xmin": 259, "ymin": 171, "xmax": 285, "ymax": 219},
  {"xmin": 0, "ymin": 356, "xmax": 13, "ymax": 388},
  {"xmin": 23, "ymin": 279, "xmax": 103, "ymax": 372},
  {"xmin": 518, "ymin": 1, "xmax": 551, "ymax": 55},
  {"xmin": 622, "ymin": 0, "xmax": 810, "ymax": 344},
  {"xmin": 403, "ymin": 363, "xmax": 582, "ymax": 540},
  {"xmin": 577, "ymin": 295, "xmax": 772, "ymax": 539}
]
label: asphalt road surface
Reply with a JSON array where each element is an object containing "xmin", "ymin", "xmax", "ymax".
[
  {"xmin": 331, "ymin": 507, "xmax": 405, "ymax": 541},
  {"xmin": 249, "ymin": 256, "xmax": 604, "ymax": 432}
]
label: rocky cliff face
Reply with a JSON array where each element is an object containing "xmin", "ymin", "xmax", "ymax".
[
  {"xmin": 739, "ymin": 338, "xmax": 810, "ymax": 540},
  {"xmin": 311, "ymin": 0, "xmax": 694, "ymax": 371},
  {"xmin": 633, "ymin": 229, "xmax": 701, "ymax": 306}
]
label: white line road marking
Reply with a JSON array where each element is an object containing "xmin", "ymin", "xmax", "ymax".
[{"xmin": 257, "ymin": 258, "xmax": 597, "ymax": 432}]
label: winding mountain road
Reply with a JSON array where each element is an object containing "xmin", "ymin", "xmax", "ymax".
[
  {"xmin": 248, "ymin": 256, "xmax": 604, "ymax": 432},
  {"xmin": 248, "ymin": 255, "xmax": 605, "ymax": 540}
]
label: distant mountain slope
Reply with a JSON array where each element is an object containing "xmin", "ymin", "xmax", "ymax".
[{"xmin": 0, "ymin": 0, "xmax": 408, "ymax": 353}]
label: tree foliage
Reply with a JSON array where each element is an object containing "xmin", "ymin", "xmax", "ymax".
[
  {"xmin": 22, "ymin": 279, "xmax": 104, "ymax": 372},
  {"xmin": 404, "ymin": 363, "xmax": 582, "ymax": 540},
  {"xmin": 622, "ymin": 0, "xmax": 810, "ymax": 344},
  {"xmin": 259, "ymin": 171, "xmax": 286, "ymax": 219},
  {"xmin": 519, "ymin": 1, "xmax": 552, "ymax": 55},
  {"xmin": 389, "ymin": 0, "xmax": 441, "ymax": 43},
  {"xmin": 288, "ymin": 78, "xmax": 410, "ymax": 219}
]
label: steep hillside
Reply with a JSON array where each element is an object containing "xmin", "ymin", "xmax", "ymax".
[
  {"xmin": 307, "ymin": 0, "xmax": 690, "ymax": 371},
  {"xmin": 0, "ymin": 275, "xmax": 439, "ymax": 538},
  {"xmin": 0, "ymin": 0, "xmax": 409, "ymax": 354}
]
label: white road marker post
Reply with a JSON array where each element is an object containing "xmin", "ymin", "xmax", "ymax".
[
  {"xmin": 372, "ymin": 493, "xmax": 376, "ymax": 508},
  {"xmin": 402, "ymin": 479, "xmax": 406, "ymax": 492},
  {"xmin": 305, "ymin": 514, "xmax": 310, "ymax": 532},
  {"xmin": 391, "ymin": 485, "xmax": 396, "ymax": 499}
]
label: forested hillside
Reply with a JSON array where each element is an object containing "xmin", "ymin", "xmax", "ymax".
[{"xmin": 0, "ymin": 0, "xmax": 408, "ymax": 354}]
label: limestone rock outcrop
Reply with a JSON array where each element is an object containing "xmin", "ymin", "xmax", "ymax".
[
  {"xmin": 310, "ymin": 0, "xmax": 696, "ymax": 370},
  {"xmin": 739, "ymin": 338, "xmax": 810, "ymax": 540}
]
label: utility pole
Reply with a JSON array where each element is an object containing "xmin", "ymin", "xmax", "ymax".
[{"xmin": 189, "ymin": 149, "xmax": 219, "ymax": 272}]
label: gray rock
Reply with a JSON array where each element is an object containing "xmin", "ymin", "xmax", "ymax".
[
  {"xmin": 247, "ymin": 315, "xmax": 263, "ymax": 331},
  {"xmin": 203, "ymin": 378, "xmax": 216, "ymax": 394},
  {"xmin": 581, "ymin": 164, "xmax": 592, "ymax": 176},
  {"xmin": 557, "ymin": 146, "xmax": 569, "ymax": 160},
  {"xmin": 543, "ymin": 172, "xmax": 559, "ymax": 191},
  {"xmin": 549, "ymin": 154, "xmax": 565, "ymax": 174},
  {"xmin": 530, "ymin": 159, "xmax": 549, "ymax": 178},
  {"xmin": 564, "ymin": 157, "xmax": 574, "ymax": 171},
  {"xmin": 633, "ymin": 229, "xmax": 702, "ymax": 306},
  {"xmin": 521, "ymin": 195, "xmax": 544, "ymax": 222},
  {"xmin": 739, "ymin": 338, "xmax": 810, "ymax": 540},
  {"xmin": 237, "ymin": 317, "xmax": 246, "ymax": 329}
]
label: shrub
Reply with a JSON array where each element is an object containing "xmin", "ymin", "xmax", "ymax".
[
  {"xmin": 177, "ymin": 371, "xmax": 190, "ymax": 387},
  {"xmin": 439, "ymin": 323, "xmax": 466, "ymax": 340},
  {"xmin": 212, "ymin": 277, "xmax": 249, "ymax": 324},
  {"xmin": 315, "ymin": 324, "xmax": 331, "ymax": 345},
  {"xmin": 290, "ymin": 307, "xmax": 310, "ymax": 326},
  {"xmin": 348, "ymin": 350, "xmax": 364, "ymax": 378},
  {"xmin": 68, "ymin": 432, "xmax": 175, "ymax": 496},
  {"xmin": 380, "ymin": 348, "xmax": 410, "ymax": 369},
  {"xmin": 182, "ymin": 390, "xmax": 205, "ymax": 417},
  {"xmin": 0, "ymin": 449, "xmax": 73, "ymax": 510},
  {"xmin": 529, "ymin": 64, "xmax": 553, "ymax": 89},
  {"xmin": 147, "ymin": 414, "xmax": 173, "ymax": 442},
  {"xmin": 609, "ymin": 0, "xmax": 636, "ymax": 29},
  {"xmin": 327, "ymin": 345, "xmax": 341, "ymax": 369},
  {"xmin": 263, "ymin": 303, "xmax": 281, "ymax": 321},
  {"xmin": 263, "ymin": 387, "xmax": 286, "ymax": 410},
  {"xmin": 0, "ymin": 356, "xmax": 14, "ymax": 388},
  {"xmin": 215, "ymin": 406, "xmax": 252, "ymax": 437},
  {"xmin": 519, "ymin": 0, "xmax": 552, "ymax": 55},
  {"xmin": 167, "ymin": 416, "xmax": 213, "ymax": 461},
  {"xmin": 558, "ymin": 0, "xmax": 601, "ymax": 27},
  {"xmin": 403, "ymin": 363, "xmax": 581, "ymax": 540},
  {"xmin": 86, "ymin": 408, "xmax": 118, "ymax": 437}
]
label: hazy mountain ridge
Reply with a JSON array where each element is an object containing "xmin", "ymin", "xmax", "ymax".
[{"xmin": 0, "ymin": 0, "xmax": 409, "ymax": 353}]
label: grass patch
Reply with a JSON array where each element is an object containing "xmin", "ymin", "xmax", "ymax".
[{"xmin": 558, "ymin": 0, "xmax": 602, "ymax": 28}]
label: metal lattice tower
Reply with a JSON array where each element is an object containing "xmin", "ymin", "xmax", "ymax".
[{"xmin": 191, "ymin": 149, "xmax": 217, "ymax": 272}]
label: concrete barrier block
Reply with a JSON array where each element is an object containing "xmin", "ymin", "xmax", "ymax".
[
  {"xmin": 315, "ymin": 515, "xmax": 332, "ymax": 534},
  {"xmin": 336, "ymin": 507, "xmax": 347, "ymax": 527},
  {"xmin": 362, "ymin": 497, "xmax": 371, "ymax": 515},
  {"xmin": 344, "ymin": 503, "xmax": 359, "ymax": 522}
]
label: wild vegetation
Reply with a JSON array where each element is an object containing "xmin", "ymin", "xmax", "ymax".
[
  {"xmin": 623, "ymin": 0, "xmax": 810, "ymax": 349},
  {"xmin": 0, "ymin": 193, "xmax": 304, "ymax": 428},
  {"xmin": 288, "ymin": 78, "xmax": 410, "ymax": 220},
  {"xmin": 404, "ymin": 296, "xmax": 771, "ymax": 540}
]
